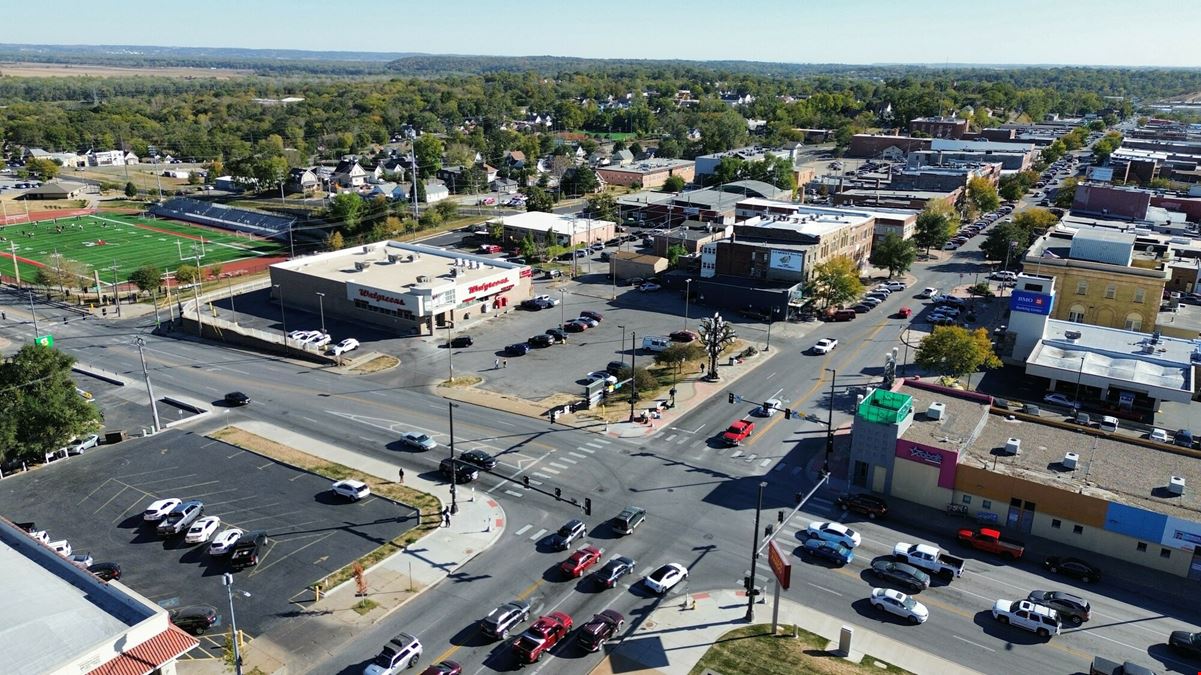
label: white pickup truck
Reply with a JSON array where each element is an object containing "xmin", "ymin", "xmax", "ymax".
[{"xmin": 892, "ymin": 542, "xmax": 966, "ymax": 579}]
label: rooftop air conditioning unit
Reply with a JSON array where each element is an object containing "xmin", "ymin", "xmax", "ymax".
[
  {"xmin": 1062, "ymin": 452, "xmax": 1079, "ymax": 470},
  {"xmin": 1064, "ymin": 330, "xmax": 1081, "ymax": 340},
  {"xmin": 416, "ymin": 275, "xmax": 431, "ymax": 283},
  {"xmin": 926, "ymin": 402, "xmax": 946, "ymax": 420},
  {"xmin": 1004, "ymin": 438, "xmax": 1022, "ymax": 456},
  {"xmin": 387, "ymin": 254, "xmax": 399, "ymax": 263},
  {"xmin": 362, "ymin": 246, "xmax": 370, "ymax": 254},
  {"xmin": 1168, "ymin": 476, "xmax": 1186, "ymax": 496},
  {"xmin": 354, "ymin": 261, "xmax": 368, "ymax": 271}
]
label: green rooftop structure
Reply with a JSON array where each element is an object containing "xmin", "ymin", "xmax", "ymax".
[{"xmin": 857, "ymin": 389, "xmax": 913, "ymax": 425}]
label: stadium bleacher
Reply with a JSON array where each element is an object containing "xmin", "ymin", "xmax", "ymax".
[{"xmin": 150, "ymin": 197, "xmax": 295, "ymax": 241}]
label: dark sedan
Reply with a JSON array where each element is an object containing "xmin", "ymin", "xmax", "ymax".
[
  {"xmin": 169, "ymin": 605, "xmax": 218, "ymax": 635},
  {"xmin": 448, "ymin": 336, "xmax": 474, "ymax": 348},
  {"xmin": 835, "ymin": 493, "xmax": 889, "ymax": 520},
  {"xmin": 1027, "ymin": 590, "xmax": 1090, "ymax": 625},
  {"xmin": 528, "ymin": 334, "xmax": 553, "ymax": 348},
  {"xmin": 505, "ymin": 343, "xmax": 530, "ymax": 356},
  {"xmin": 1042, "ymin": 556, "xmax": 1101, "ymax": 583},
  {"xmin": 578, "ymin": 610, "xmax": 624, "ymax": 652},
  {"xmin": 544, "ymin": 328, "xmax": 568, "ymax": 343},
  {"xmin": 869, "ymin": 560, "xmax": 929, "ymax": 592},
  {"xmin": 563, "ymin": 321, "xmax": 588, "ymax": 333},
  {"xmin": 592, "ymin": 555, "xmax": 636, "ymax": 589},
  {"xmin": 419, "ymin": 661, "xmax": 462, "ymax": 675},
  {"xmin": 224, "ymin": 391, "xmax": 250, "ymax": 406},
  {"xmin": 87, "ymin": 561, "xmax": 122, "ymax": 581},
  {"xmin": 459, "ymin": 449, "xmax": 497, "ymax": 471},
  {"xmin": 801, "ymin": 538, "xmax": 852, "ymax": 566},
  {"xmin": 1170, "ymin": 630, "xmax": 1201, "ymax": 658}
]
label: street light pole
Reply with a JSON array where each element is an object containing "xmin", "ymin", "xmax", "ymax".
[
  {"xmin": 683, "ymin": 279, "xmax": 692, "ymax": 332},
  {"xmin": 445, "ymin": 323, "xmax": 454, "ymax": 381},
  {"xmin": 448, "ymin": 401, "xmax": 459, "ymax": 516},
  {"xmin": 629, "ymin": 330, "xmax": 638, "ymax": 422},
  {"xmin": 222, "ymin": 573, "xmax": 248, "ymax": 675},
  {"xmin": 825, "ymin": 368, "xmax": 836, "ymax": 474},
  {"xmin": 27, "ymin": 290, "xmax": 39, "ymax": 339},
  {"xmin": 273, "ymin": 284, "xmax": 288, "ymax": 349},
  {"xmin": 745, "ymin": 480, "xmax": 767, "ymax": 621},
  {"xmin": 225, "ymin": 275, "xmax": 238, "ymax": 326},
  {"xmin": 315, "ymin": 292, "xmax": 326, "ymax": 334},
  {"xmin": 135, "ymin": 337, "xmax": 162, "ymax": 432}
]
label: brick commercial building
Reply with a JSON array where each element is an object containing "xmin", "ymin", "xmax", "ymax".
[
  {"xmin": 909, "ymin": 116, "xmax": 969, "ymax": 139},
  {"xmin": 1071, "ymin": 183, "xmax": 1152, "ymax": 220},
  {"xmin": 832, "ymin": 188, "xmax": 960, "ymax": 211},
  {"xmin": 595, "ymin": 158, "xmax": 695, "ymax": 189},
  {"xmin": 493, "ymin": 211, "xmax": 616, "ymax": 249},
  {"xmin": 268, "ymin": 241, "xmax": 533, "ymax": 336},
  {"xmin": 848, "ymin": 134, "xmax": 931, "ymax": 159},
  {"xmin": 735, "ymin": 198, "xmax": 917, "ymax": 248}
]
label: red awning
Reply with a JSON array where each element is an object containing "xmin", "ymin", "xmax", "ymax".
[{"xmin": 87, "ymin": 625, "xmax": 199, "ymax": 675}]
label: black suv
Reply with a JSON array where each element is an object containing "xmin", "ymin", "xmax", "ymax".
[
  {"xmin": 528, "ymin": 334, "xmax": 553, "ymax": 348},
  {"xmin": 612, "ymin": 506, "xmax": 645, "ymax": 535},
  {"xmin": 460, "ymin": 449, "xmax": 497, "ymax": 471},
  {"xmin": 440, "ymin": 457, "xmax": 479, "ymax": 483},
  {"xmin": 448, "ymin": 336, "xmax": 473, "ymax": 348},
  {"xmin": 544, "ymin": 328, "xmax": 567, "ymax": 343},
  {"xmin": 480, "ymin": 599, "xmax": 531, "ymax": 639},
  {"xmin": 224, "ymin": 391, "xmax": 250, "ymax": 406},
  {"xmin": 230, "ymin": 530, "xmax": 268, "ymax": 569},
  {"xmin": 1027, "ymin": 590, "xmax": 1090, "ymax": 625},
  {"xmin": 835, "ymin": 493, "xmax": 889, "ymax": 520}
]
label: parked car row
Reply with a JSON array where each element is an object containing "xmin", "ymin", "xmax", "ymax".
[{"xmin": 14, "ymin": 521, "xmax": 121, "ymax": 581}]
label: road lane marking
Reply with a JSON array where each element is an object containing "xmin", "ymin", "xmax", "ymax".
[
  {"xmin": 557, "ymin": 457, "xmax": 577, "ymax": 464},
  {"xmin": 568, "ymin": 451, "xmax": 587, "ymax": 458},
  {"xmin": 504, "ymin": 489, "xmax": 524, "ymax": 497},
  {"xmin": 760, "ymin": 458, "xmax": 772, "ymax": 467},
  {"xmin": 515, "ymin": 524, "xmax": 532, "ymax": 536},
  {"xmin": 533, "ymin": 473, "xmax": 552, "ymax": 480},
  {"xmin": 529, "ymin": 528, "xmax": 547, "ymax": 541},
  {"xmin": 540, "ymin": 466, "xmax": 561, "ymax": 474},
  {"xmin": 952, "ymin": 635, "xmax": 996, "ymax": 652},
  {"xmin": 806, "ymin": 582, "xmax": 842, "ymax": 596},
  {"xmin": 665, "ymin": 434, "xmax": 677, "ymax": 442}
]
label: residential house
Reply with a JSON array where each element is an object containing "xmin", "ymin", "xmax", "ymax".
[
  {"xmin": 287, "ymin": 167, "xmax": 320, "ymax": 194},
  {"xmin": 611, "ymin": 149, "xmax": 634, "ymax": 166},
  {"xmin": 333, "ymin": 158, "xmax": 368, "ymax": 188},
  {"xmin": 505, "ymin": 151, "xmax": 527, "ymax": 170},
  {"xmin": 491, "ymin": 177, "xmax": 519, "ymax": 194}
]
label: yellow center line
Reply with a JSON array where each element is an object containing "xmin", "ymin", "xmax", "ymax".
[{"xmin": 431, "ymin": 579, "xmax": 544, "ymax": 664}]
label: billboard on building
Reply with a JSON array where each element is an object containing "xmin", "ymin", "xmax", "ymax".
[
  {"xmin": 769, "ymin": 250, "xmax": 803, "ymax": 272},
  {"xmin": 1010, "ymin": 290, "xmax": 1053, "ymax": 315}
]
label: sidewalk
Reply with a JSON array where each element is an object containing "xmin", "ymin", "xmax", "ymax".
[
  {"xmin": 182, "ymin": 421, "xmax": 506, "ymax": 675},
  {"xmin": 591, "ymin": 588, "xmax": 980, "ymax": 675}
]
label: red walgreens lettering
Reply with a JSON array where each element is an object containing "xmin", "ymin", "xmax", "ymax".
[
  {"xmin": 468, "ymin": 278, "xmax": 508, "ymax": 294},
  {"xmin": 358, "ymin": 288, "xmax": 405, "ymax": 306}
]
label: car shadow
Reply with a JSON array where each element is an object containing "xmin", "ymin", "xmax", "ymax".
[
  {"xmin": 973, "ymin": 609, "xmax": 1049, "ymax": 644},
  {"xmin": 312, "ymin": 491, "xmax": 351, "ymax": 506},
  {"xmin": 177, "ymin": 542, "xmax": 211, "ymax": 565},
  {"xmin": 585, "ymin": 522, "xmax": 621, "ymax": 541},
  {"xmin": 330, "ymin": 659, "xmax": 375, "ymax": 675},
  {"xmin": 127, "ymin": 524, "xmax": 165, "ymax": 545},
  {"xmin": 116, "ymin": 514, "xmax": 146, "ymax": 530},
  {"xmin": 480, "ymin": 642, "xmax": 523, "ymax": 672},
  {"xmin": 541, "ymin": 562, "xmax": 573, "ymax": 583},
  {"xmin": 573, "ymin": 576, "xmax": 606, "ymax": 595},
  {"xmin": 534, "ymin": 537, "xmax": 566, "ymax": 554},
  {"xmin": 448, "ymin": 622, "xmax": 497, "ymax": 649},
  {"xmin": 383, "ymin": 440, "xmax": 427, "ymax": 453}
]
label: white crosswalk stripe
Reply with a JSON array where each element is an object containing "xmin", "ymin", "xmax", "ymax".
[
  {"xmin": 665, "ymin": 434, "xmax": 677, "ymax": 442},
  {"xmin": 528, "ymin": 479, "xmax": 543, "ymax": 486},
  {"xmin": 761, "ymin": 458, "xmax": 774, "ymax": 468},
  {"xmin": 592, "ymin": 438, "xmax": 610, "ymax": 445},
  {"xmin": 533, "ymin": 473, "xmax": 552, "ymax": 480},
  {"xmin": 540, "ymin": 466, "xmax": 561, "ymax": 474},
  {"xmin": 746, "ymin": 453, "xmax": 757, "ymax": 463},
  {"xmin": 530, "ymin": 528, "xmax": 547, "ymax": 541},
  {"xmin": 548, "ymin": 462, "xmax": 569, "ymax": 470},
  {"xmin": 676, "ymin": 437, "xmax": 687, "ymax": 444},
  {"xmin": 558, "ymin": 457, "xmax": 578, "ymax": 464},
  {"xmin": 568, "ymin": 451, "xmax": 587, "ymax": 458},
  {"xmin": 730, "ymin": 450, "xmax": 743, "ymax": 458},
  {"xmin": 584, "ymin": 441, "xmax": 605, "ymax": 449},
  {"xmin": 579, "ymin": 447, "xmax": 595, "ymax": 454},
  {"xmin": 504, "ymin": 489, "xmax": 524, "ymax": 498},
  {"xmin": 514, "ymin": 524, "xmax": 532, "ymax": 536}
]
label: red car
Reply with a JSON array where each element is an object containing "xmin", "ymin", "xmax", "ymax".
[
  {"xmin": 721, "ymin": 419, "xmax": 755, "ymax": 446},
  {"xmin": 512, "ymin": 611, "xmax": 573, "ymax": 664},
  {"xmin": 560, "ymin": 544, "xmax": 603, "ymax": 577},
  {"xmin": 479, "ymin": 244, "xmax": 502, "ymax": 254}
]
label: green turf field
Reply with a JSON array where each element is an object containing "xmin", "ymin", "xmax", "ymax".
[{"xmin": 1, "ymin": 213, "xmax": 284, "ymax": 286}]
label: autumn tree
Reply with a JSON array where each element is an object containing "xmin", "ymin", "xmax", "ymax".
[
  {"xmin": 806, "ymin": 256, "xmax": 864, "ymax": 309},
  {"xmin": 869, "ymin": 234, "xmax": 917, "ymax": 278},
  {"xmin": 966, "ymin": 176, "xmax": 1000, "ymax": 213},
  {"xmin": 128, "ymin": 265, "xmax": 162, "ymax": 295},
  {"xmin": 913, "ymin": 202, "xmax": 958, "ymax": 253},
  {"xmin": 915, "ymin": 326, "xmax": 1001, "ymax": 379}
]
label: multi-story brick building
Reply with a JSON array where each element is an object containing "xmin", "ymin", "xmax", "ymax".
[{"xmin": 909, "ymin": 116, "xmax": 969, "ymax": 139}]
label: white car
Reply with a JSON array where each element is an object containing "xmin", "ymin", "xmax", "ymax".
[
  {"xmin": 586, "ymin": 371, "xmax": 618, "ymax": 386},
  {"xmin": 532, "ymin": 294, "xmax": 559, "ymax": 307},
  {"xmin": 917, "ymin": 287, "xmax": 939, "ymax": 299},
  {"xmin": 185, "ymin": 516, "xmax": 222, "ymax": 544},
  {"xmin": 331, "ymin": 479, "xmax": 371, "ymax": 501},
  {"xmin": 859, "ymin": 296, "xmax": 881, "ymax": 308},
  {"xmin": 643, "ymin": 563, "xmax": 688, "ymax": 595},
  {"xmin": 288, "ymin": 329, "xmax": 320, "ymax": 341},
  {"xmin": 811, "ymin": 338, "xmax": 838, "ymax": 355},
  {"xmin": 68, "ymin": 552, "xmax": 94, "ymax": 568},
  {"xmin": 942, "ymin": 241, "xmax": 958, "ymax": 250},
  {"xmin": 638, "ymin": 282, "xmax": 661, "ymax": 292},
  {"xmin": 574, "ymin": 316, "xmax": 600, "ymax": 328},
  {"xmin": 67, "ymin": 434, "xmax": 100, "ymax": 455},
  {"xmin": 1042, "ymin": 393, "xmax": 1080, "ymax": 409},
  {"xmin": 805, "ymin": 521, "xmax": 862, "ymax": 549},
  {"xmin": 991, "ymin": 271, "xmax": 1017, "ymax": 281},
  {"xmin": 1150, "ymin": 428, "xmax": 1170, "ymax": 443},
  {"xmin": 303, "ymin": 332, "xmax": 332, "ymax": 348},
  {"xmin": 883, "ymin": 281, "xmax": 906, "ymax": 292},
  {"xmin": 870, "ymin": 588, "xmax": 928, "ymax": 624},
  {"xmin": 143, "ymin": 498, "xmax": 182, "ymax": 522},
  {"xmin": 49, "ymin": 539, "xmax": 72, "ymax": 557},
  {"xmin": 870, "ymin": 285, "xmax": 892, "ymax": 295},
  {"xmin": 209, "ymin": 528, "xmax": 244, "ymax": 555},
  {"xmin": 330, "ymin": 338, "xmax": 360, "ymax": 356},
  {"xmin": 757, "ymin": 398, "xmax": 782, "ymax": 417}
]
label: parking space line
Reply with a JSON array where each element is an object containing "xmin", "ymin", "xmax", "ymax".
[
  {"xmin": 157, "ymin": 479, "xmax": 222, "ymax": 493},
  {"xmin": 529, "ymin": 528, "xmax": 547, "ymax": 541},
  {"xmin": 249, "ymin": 532, "xmax": 335, "ymax": 577},
  {"xmin": 90, "ymin": 486, "xmax": 130, "ymax": 515},
  {"xmin": 514, "ymin": 524, "xmax": 532, "ymax": 536},
  {"xmin": 200, "ymin": 495, "xmax": 270, "ymax": 509}
]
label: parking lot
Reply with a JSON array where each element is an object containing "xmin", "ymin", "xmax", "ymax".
[{"xmin": 0, "ymin": 430, "xmax": 417, "ymax": 643}]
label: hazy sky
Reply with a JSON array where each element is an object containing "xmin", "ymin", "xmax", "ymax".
[{"xmin": 8, "ymin": 0, "xmax": 1199, "ymax": 67}]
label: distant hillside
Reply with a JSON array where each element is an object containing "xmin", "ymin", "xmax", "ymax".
[
  {"xmin": 0, "ymin": 43, "xmax": 408, "ymax": 75},
  {"xmin": 384, "ymin": 54, "xmax": 879, "ymax": 77}
]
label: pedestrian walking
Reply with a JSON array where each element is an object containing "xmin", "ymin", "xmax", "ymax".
[
  {"xmin": 494, "ymin": 358, "xmax": 500, "ymax": 369},
  {"xmin": 502, "ymin": 359, "xmax": 508, "ymax": 368},
  {"xmin": 397, "ymin": 468, "xmax": 405, "ymax": 484},
  {"xmin": 441, "ymin": 506, "xmax": 450, "ymax": 527}
]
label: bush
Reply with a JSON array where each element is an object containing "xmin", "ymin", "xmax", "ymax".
[
  {"xmin": 654, "ymin": 343, "xmax": 705, "ymax": 367},
  {"xmin": 968, "ymin": 282, "xmax": 995, "ymax": 297},
  {"xmin": 615, "ymin": 366, "xmax": 658, "ymax": 398},
  {"xmin": 739, "ymin": 345, "xmax": 759, "ymax": 359}
]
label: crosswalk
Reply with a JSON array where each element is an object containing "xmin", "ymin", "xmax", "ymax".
[{"xmin": 484, "ymin": 436, "xmax": 611, "ymax": 501}]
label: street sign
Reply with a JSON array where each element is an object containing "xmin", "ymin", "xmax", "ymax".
[
  {"xmin": 34, "ymin": 334, "xmax": 54, "ymax": 348},
  {"xmin": 767, "ymin": 540, "xmax": 791, "ymax": 590}
]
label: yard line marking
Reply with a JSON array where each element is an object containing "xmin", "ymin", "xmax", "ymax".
[
  {"xmin": 503, "ymin": 489, "xmax": 524, "ymax": 498},
  {"xmin": 540, "ymin": 466, "xmax": 561, "ymax": 474},
  {"xmin": 760, "ymin": 458, "xmax": 772, "ymax": 467},
  {"xmin": 568, "ymin": 451, "xmax": 587, "ymax": 458},
  {"xmin": 529, "ymin": 528, "xmax": 547, "ymax": 541},
  {"xmin": 557, "ymin": 457, "xmax": 577, "ymax": 464},
  {"xmin": 952, "ymin": 635, "xmax": 995, "ymax": 652},
  {"xmin": 515, "ymin": 524, "xmax": 532, "ymax": 536}
]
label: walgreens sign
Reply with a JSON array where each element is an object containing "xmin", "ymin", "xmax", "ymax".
[{"xmin": 347, "ymin": 282, "xmax": 409, "ymax": 309}]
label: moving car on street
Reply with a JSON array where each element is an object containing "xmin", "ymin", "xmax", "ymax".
[
  {"xmin": 643, "ymin": 563, "xmax": 688, "ymax": 594},
  {"xmin": 806, "ymin": 521, "xmax": 862, "ymax": 548},
  {"xmin": 560, "ymin": 544, "xmax": 604, "ymax": 577},
  {"xmin": 893, "ymin": 542, "xmax": 966, "ymax": 579},
  {"xmin": 593, "ymin": 555, "xmax": 636, "ymax": 588},
  {"xmin": 400, "ymin": 431, "xmax": 437, "ymax": 451},
  {"xmin": 1027, "ymin": 590, "xmax": 1090, "ymax": 625},
  {"xmin": 720, "ymin": 420, "xmax": 755, "ymax": 446},
  {"xmin": 992, "ymin": 599, "xmax": 1061, "ymax": 637},
  {"xmin": 512, "ymin": 612, "xmax": 572, "ymax": 664},
  {"xmin": 578, "ymin": 610, "xmax": 624, "ymax": 652},
  {"xmin": 801, "ymin": 538, "xmax": 853, "ymax": 566},
  {"xmin": 550, "ymin": 519, "xmax": 587, "ymax": 550},
  {"xmin": 364, "ymin": 632, "xmax": 423, "ymax": 675},
  {"xmin": 1042, "ymin": 555, "xmax": 1101, "ymax": 583},
  {"xmin": 810, "ymin": 338, "xmax": 838, "ymax": 355},
  {"xmin": 870, "ymin": 588, "xmax": 928, "ymax": 624},
  {"xmin": 869, "ymin": 560, "xmax": 930, "ymax": 592},
  {"xmin": 835, "ymin": 493, "xmax": 888, "ymax": 519},
  {"xmin": 480, "ymin": 600, "xmax": 531, "ymax": 640},
  {"xmin": 956, "ymin": 527, "xmax": 1026, "ymax": 559}
]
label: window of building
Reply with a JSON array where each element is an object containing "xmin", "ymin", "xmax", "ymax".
[
  {"xmin": 982, "ymin": 499, "xmax": 992, "ymax": 510},
  {"xmin": 1072, "ymin": 524, "xmax": 1084, "ymax": 534},
  {"xmin": 1161, "ymin": 548, "xmax": 1172, "ymax": 559},
  {"xmin": 1051, "ymin": 519, "xmax": 1062, "ymax": 529},
  {"xmin": 1075, "ymin": 280, "xmax": 1088, "ymax": 295},
  {"xmin": 1136, "ymin": 542, "xmax": 1147, "ymax": 552},
  {"xmin": 1068, "ymin": 305, "xmax": 1086, "ymax": 323},
  {"xmin": 1133, "ymin": 288, "xmax": 1146, "ymax": 304},
  {"xmin": 1124, "ymin": 313, "xmax": 1143, "ymax": 332},
  {"xmin": 1105, "ymin": 285, "xmax": 1116, "ymax": 299},
  {"xmin": 961, "ymin": 495, "xmax": 972, "ymax": 504}
]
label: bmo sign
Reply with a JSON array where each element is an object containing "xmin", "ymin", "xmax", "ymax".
[{"xmin": 1010, "ymin": 289, "xmax": 1053, "ymax": 316}]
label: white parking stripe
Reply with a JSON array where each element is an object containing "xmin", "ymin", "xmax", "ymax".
[
  {"xmin": 504, "ymin": 489, "xmax": 524, "ymax": 497},
  {"xmin": 530, "ymin": 528, "xmax": 547, "ymax": 541},
  {"xmin": 515, "ymin": 524, "xmax": 532, "ymax": 536}
]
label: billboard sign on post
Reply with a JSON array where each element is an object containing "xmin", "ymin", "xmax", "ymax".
[{"xmin": 767, "ymin": 540, "xmax": 791, "ymax": 590}]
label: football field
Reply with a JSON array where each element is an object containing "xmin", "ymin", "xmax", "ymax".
[{"xmin": 0, "ymin": 213, "xmax": 284, "ymax": 286}]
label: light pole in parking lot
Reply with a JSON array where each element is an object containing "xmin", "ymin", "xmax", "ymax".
[
  {"xmin": 222, "ymin": 573, "xmax": 250, "ymax": 675},
  {"xmin": 273, "ymin": 284, "xmax": 288, "ymax": 349},
  {"xmin": 559, "ymin": 289, "xmax": 566, "ymax": 331},
  {"xmin": 448, "ymin": 401, "xmax": 460, "ymax": 516},
  {"xmin": 315, "ymin": 292, "xmax": 326, "ymax": 334},
  {"xmin": 135, "ymin": 336, "xmax": 161, "ymax": 433}
]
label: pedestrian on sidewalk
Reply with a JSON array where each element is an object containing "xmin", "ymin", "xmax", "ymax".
[
  {"xmin": 502, "ymin": 359, "xmax": 508, "ymax": 368},
  {"xmin": 494, "ymin": 358, "xmax": 500, "ymax": 369},
  {"xmin": 441, "ymin": 506, "xmax": 450, "ymax": 527},
  {"xmin": 397, "ymin": 468, "xmax": 405, "ymax": 484}
]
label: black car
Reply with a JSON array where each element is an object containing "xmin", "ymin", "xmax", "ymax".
[
  {"xmin": 579, "ymin": 310, "xmax": 604, "ymax": 322},
  {"xmin": 448, "ymin": 336, "xmax": 474, "ymax": 349},
  {"xmin": 563, "ymin": 321, "xmax": 587, "ymax": 333},
  {"xmin": 169, "ymin": 605, "xmax": 218, "ymax": 635},
  {"xmin": 1042, "ymin": 555, "xmax": 1101, "ymax": 583},
  {"xmin": 440, "ymin": 457, "xmax": 479, "ymax": 483},
  {"xmin": 605, "ymin": 360, "xmax": 627, "ymax": 375},
  {"xmin": 851, "ymin": 303, "xmax": 872, "ymax": 313},
  {"xmin": 459, "ymin": 449, "xmax": 497, "ymax": 471},
  {"xmin": 1169, "ymin": 630, "xmax": 1201, "ymax": 658},
  {"xmin": 230, "ymin": 530, "xmax": 268, "ymax": 569},
  {"xmin": 835, "ymin": 493, "xmax": 889, "ymax": 520},
  {"xmin": 578, "ymin": 610, "xmax": 624, "ymax": 652},
  {"xmin": 520, "ymin": 299, "xmax": 547, "ymax": 311},
  {"xmin": 1027, "ymin": 590, "xmax": 1090, "ymax": 625},
  {"xmin": 87, "ymin": 561, "xmax": 122, "ymax": 581},
  {"xmin": 224, "ymin": 391, "xmax": 250, "ymax": 406},
  {"xmin": 544, "ymin": 329, "xmax": 567, "ymax": 343},
  {"xmin": 505, "ymin": 343, "xmax": 530, "ymax": 356},
  {"xmin": 528, "ymin": 334, "xmax": 553, "ymax": 348},
  {"xmin": 592, "ymin": 555, "xmax": 636, "ymax": 588},
  {"xmin": 869, "ymin": 560, "xmax": 930, "ymax": 592}
]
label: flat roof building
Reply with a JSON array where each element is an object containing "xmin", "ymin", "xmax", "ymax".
[
  {"xmin": 595, "ymin": 158, "xmax": 695, "ymax": 189},
  {"xmin": 492, "ymin": 211, "xmax": 616, "ymax": 248}
]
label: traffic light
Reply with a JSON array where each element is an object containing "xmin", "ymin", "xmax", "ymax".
[
  {"xmin": 743, "ymin": 574, "xmax": 752, "ymax": 591},
  {"xmin": 777, "ymin": 510, "xmax": 784, "ymax": 524},
  {"xmin": 728, "ymin": 393, "xmax": 735, "ymax": 404},
  {"xmin": 554, "ymin": 487, "xmax": 562, "ymax": 500},
  {"xmin": 795, "ymin": 491, "xmax": 803, "ymax": 505},
  {"xmin": 765, "ymin": 524, "xmax": 774, "ymax": 536},
  {"xmin": 522, "ymin": 476, "xmax": 530, "ymax": 489},
  {"xmin": 584, "ymin": 498, "xmax": 592, "ymax": 516},
  {"xmin": 784, "ymin": 408, "xmax": 793, "ymax": 420}
]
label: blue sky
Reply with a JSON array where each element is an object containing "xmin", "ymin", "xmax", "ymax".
[{"xmin": 8, "ymin": 0, "xmax": 1198, "ymax": 67}]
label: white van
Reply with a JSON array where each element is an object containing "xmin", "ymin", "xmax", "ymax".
[
  {"xmin": 1099, "ymin": 416, "xmax": 1119, "ymax": 433},
  {"xmin": 642, "ymin": 336, "xmax": 670, "ymax": 352}
]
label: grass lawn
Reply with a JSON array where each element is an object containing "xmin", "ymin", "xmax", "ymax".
[
  {"xmin": 689, "ymin": 624, "xmax": 913, "ymax": 675},
  {"xmin": 1, "ymin": 213, "xmax": 283, "ymax": 284}
]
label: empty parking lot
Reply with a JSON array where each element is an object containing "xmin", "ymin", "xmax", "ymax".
[{"xmin": 0, "ymin": 429, "xmax": 416, "ymax": 638}]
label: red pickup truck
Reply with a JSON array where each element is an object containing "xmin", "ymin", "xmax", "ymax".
[
  {"xmin": 513, "ymin": 611, "xmax": 573, "ymax": 663},
  {"xmin": 957, "ymin": 527, "xmax": 1026, "ymax": 560},
  {"xmin": 721, "ymin": 419, "xmax": 755, "ymax": 446}
]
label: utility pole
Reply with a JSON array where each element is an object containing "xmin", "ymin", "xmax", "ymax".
[
  {"xmin": 448, "ymin": 401, "xmax": 459, "ymax": 516},
  {"xmin": 135, "ymin": 337, "xmax": 161, "ymax": 432},
  {"xmin": 745, "ymin": 480, "xmax": 767, "ymax": 621},
  {"xmin": 9, "ymin": 240, "xmax": 20, "ymax": 288},
  {"xmin": 628, "ymin": 330, "xmax": 638, "ymax": 421},
  {"xmin": 108, "ymin": 260, "xmax": 122, "ymax": 317},
  {"xmin": 683, "ymin": 279, "xmax": 692, "ymax": 332},
  {"xmin": 315, "ymin": 292, "xmax": 326, "ymax": 334},
  {"xmin": 273, "ymin": 284, "xmax": 288, "ymax": 348},
  {"xmin": 28, "ymin": 290, "xmax": 39, "ymax": 339},
  {"xmin": 222, "ymin": 573, "xmax": 248, "ymax": 675},
  {"xmin": 825, "ymin": 369, "xmax": 836, "ymax": 474}
]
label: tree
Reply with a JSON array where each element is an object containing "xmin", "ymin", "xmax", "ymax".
[
  {"xmin": 869, "ymin": 234, "xmax": 917, "ymax": 278},
  {"xmin": 563, "ymin": 167, "xmax": 599, "ymax": 196},
  {"xmin": 586, "ymin": 192, "xmax": 618, "ymax": 222},
  {"xmin": 326, "ymin": 230, "xmax": 346, "ymax": 251},
  {"xmin": 488, "ymin": 222, "xmax": 504, "ymax": 240},
  {"xmin": 413, "ymin": 134, "xmax": 444, "ymax": 179},
  {"xmin": 666, "ymin": 243, "xmax": 687, "ymax": 267},
  {"xmin": 433, "ymin": 200, "xmax": 459, "ymax": 221},
  {"xmin": 966, "ymin": 177, "xmax": 1000, "ymax": 213},
  {"xmin": 1088, "ymin": 119, "xmax": 1106, "ymax": 131},
  {"xmin": 128, "ymin": 265, "xmax": 161, "ymax": 295},
  {"xmin": 525, "ymin": 186, "xmax": 553, "ymax": 213},
  {"xmin": 175, "ymin": 264, "xmax": 201, "ymax": 285},
  {"xmin": 981, "ymin": 221, "xmax": 1030, "ymax": 263},
  {"xmin": 124, "ymin": 181, "xmax": 138, "ymax": 198},
  {"xmin": 1012, "ymin": 207, "xmax": 1060, "ymax": 233},
  {"xmin": 615, "ymin": 365, "xmax": 657, "ymax": 397},
  {"xmin": 654, "ymin": 343, "xmax": 705, "ymax": 369},
  {"xmin": 328, "ymin": 193, "xmax": 364, "ymax": 232},
  {"xmin": 0, "ymin": 344, "xmax": 103, "ymax": 464},
  {"xmin": 806, "ymin": 256, "xmax": 864, "ymax": 309},
  {"xmin": 914, "ymin": 326, "xmax": 1001, "ymax": 379},
  {"xmin": 913, "ymin": 202, "xmax": 958, "ymax": 253},
  {"xmin": 697, "ymin": 313, "xmax": 737, "ymax": 380},
  {"xmin": 1055, "ymin": 177, "xmax": 1080, "ymax": 208},
  {"xmin": 25, "ymin": 157, "xmax": 59, "ymax": 180},
  {"xmin": 518, "ymin": 232, "xmax": 540, "ymax": 261},
  {"xmin": 662, "ymin": 175, "xmax": 685, "ymax": 193}
]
